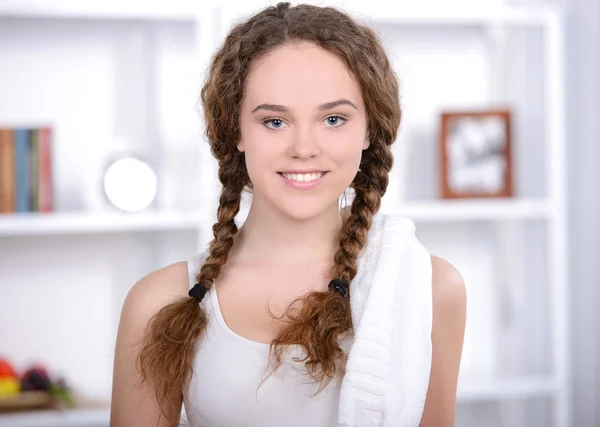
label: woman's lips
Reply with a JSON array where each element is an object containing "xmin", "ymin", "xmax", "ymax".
[{"xmin": 278, "ymin": 171, "xmax": 328, "ymax": 190}]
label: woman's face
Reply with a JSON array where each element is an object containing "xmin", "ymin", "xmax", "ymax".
[{"xmin": 238, "ymin": 41, "xmax": 369, "ymax": 221}]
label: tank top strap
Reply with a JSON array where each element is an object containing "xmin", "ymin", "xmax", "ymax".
[{"xmin": 186, "ymin": 251, "xmax": 210, "ymax": 290}]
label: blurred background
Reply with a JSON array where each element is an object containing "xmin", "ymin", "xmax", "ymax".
[{"xmin": 0, "ymin": 0, "xmax": 596, "ymax": 426}]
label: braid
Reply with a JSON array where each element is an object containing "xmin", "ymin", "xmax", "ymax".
[
  {"xmin": 137, "ymin": 150, "xmax": 247, "ymax": 422},
  {"xmin": 197, "ymin": 151, "xmax": 247, "ymax": 289},
  {"xmin": 332, "ymin": 144, "xmax": 393, "ymax": 281},
  {"xmin": 268, "ymin": 143, "xmax": 394, "ymax": 391}
]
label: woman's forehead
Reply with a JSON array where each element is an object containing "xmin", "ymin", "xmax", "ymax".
[{"xmin": 243, "ymin": 42, "xmax": 363, "ymax": 110}]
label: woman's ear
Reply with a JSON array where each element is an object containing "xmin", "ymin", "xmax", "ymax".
[
  {"xmin": 362, "ymin": 132, "xmax": 370, "ymax": 150},
  {"xmin": 237, "ymin": 139, "xmax": 245, "ymax": 152}
]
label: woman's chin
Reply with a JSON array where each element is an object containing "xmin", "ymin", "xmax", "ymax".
[
  {"xmin": 278, "ymin": 201, "xmax": 340, "ymax": 222},
  {"xmin": 250, "ymin": 187, "xmax": 344, "ymax": 222}
]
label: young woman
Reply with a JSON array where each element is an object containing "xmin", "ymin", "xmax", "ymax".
[{"xmin": 110, "ymin": 2, "xmax": 466, "ymax": 427}]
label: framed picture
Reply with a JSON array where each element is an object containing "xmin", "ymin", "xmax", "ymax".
[{"xmin": 440, "ymin": 109, "xmax": 513, "ymax": 199}]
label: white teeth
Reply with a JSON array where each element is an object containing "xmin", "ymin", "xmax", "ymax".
[{"xmin": 282, "ymin": 172, "xmax": 324, "ymax": 182}]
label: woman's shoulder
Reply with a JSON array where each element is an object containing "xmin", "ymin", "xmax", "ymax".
[
  {"xmin": 429, "ymin": 254, "xmax": 466, "ymax": 337},
  {"xmin": 430, "ymin": 256, "xmax": 465, "ymax": 293},
  {"xmin": 119, "ymin": 261, "xmax": 190, "ymax": 327},
  {"xmin": 112, "ymin": 262, "xmax": 191, "ymax": 425}
]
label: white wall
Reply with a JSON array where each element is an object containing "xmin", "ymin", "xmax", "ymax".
[{"xmin": 565, "ymin": 0, "xmax": 600, "ymax": 425}]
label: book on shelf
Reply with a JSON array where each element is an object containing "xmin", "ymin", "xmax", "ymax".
[{"xmin": 0, "ymin": 127, "xmax": 53, "ymax": 214}]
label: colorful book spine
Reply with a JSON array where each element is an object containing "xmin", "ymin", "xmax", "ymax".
[
  {"xmin": 0, "ymin": 126, "xmax": 53, "ymax": 214},
  {"xmin": 15, "ymin": 128, "xmax": 31, "ymax": 212},
  {"xmin": 30, "ymin": 129, "xmax": 39, "ymax": 212},
  {"xmin": 39, "ymin": 128, "xmax": 53, "ymax": 212},
  {"xmin": 0, "ymin": 129, "xmax": 15, "ymax": 213}
]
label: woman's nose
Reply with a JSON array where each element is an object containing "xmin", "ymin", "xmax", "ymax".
[{"xmin": 288, "ymin": 125, "xmax": 320, "ymax": 159}]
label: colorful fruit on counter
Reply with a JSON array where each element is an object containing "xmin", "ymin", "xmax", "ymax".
[
  {"xmin": 0, "ymin": 358, "xmax": 20, "ymax": 398},
  {"xmin": 0, "ymin": 358, "xmax": 76, "ymax": 408},
  {"xmin": 21, "ymin": 366, "xmax": 52, "ymax": 392},
  {"xmin": 0, "ymin": 359, "xmax": 17, "ymax": 378},
  {"xmin": 50, "ymin": 378, "xmax": 75, "ymax": 408},
  {"xmin": 0, "ymin": 377, "xmax": 20, "ymax": 397}
]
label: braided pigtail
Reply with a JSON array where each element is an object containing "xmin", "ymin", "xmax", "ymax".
[
  {"xmin": 268, "ymin": 142, "xmax": 394, "ymax": 391},
  {"xmin": 137, "ymin": 151, "xmax": 247, "ymax": 422},
  {"xmin": 195, "ymin": 151, "xmax": 248, "ymax": 293},
  {"xmin": 331, "ymin": 146, "xmax": 393, "ymax": 284}
]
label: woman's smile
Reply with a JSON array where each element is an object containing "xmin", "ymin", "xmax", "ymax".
[{"xmin": 278, "ymin": 171, "xmax": 328, "ymax": 189}]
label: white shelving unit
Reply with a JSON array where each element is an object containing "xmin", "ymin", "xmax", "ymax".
[
  {"xmin": 0, "ymin": 2, "xmax": 568, "ymax": 427},
  {"xmin": 0, "ymin": 408, "xmax": 110, "ymax": 427},
  {"xmin": 389, "ymin": 199, "xmax": 554, "ymax": 222},
  {"xmin": 0, "ymin": 211, "xmax": 206, "ymax": 236},
  {"xmin": 0, "ymin": 0, "xmax": 204, "ymax": 20},
  {"xmin": 0, "ymin": 199, "xmax": 553, "ymax": 236}
]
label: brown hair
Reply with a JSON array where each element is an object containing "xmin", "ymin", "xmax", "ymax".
[{"xmin": 137, "ymin": 2, "xmax": 400, "ymax": 422}]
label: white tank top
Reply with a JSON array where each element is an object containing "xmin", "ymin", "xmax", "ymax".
[
  {"xmin": 182, "ymin": 214, "xmax": 433, "ymax": 427},
  {"xmin": 183, "ymin": 255, "xmax": 342, "ymax": 427}
]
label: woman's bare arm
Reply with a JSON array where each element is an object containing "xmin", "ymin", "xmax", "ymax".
[
  {"xmin": 420, "ymin": 255, "xmax": 467, "ymax": 427},
  {"xmin": 110, "ymin": 262, "xmax": 189, "ymax": 427}
]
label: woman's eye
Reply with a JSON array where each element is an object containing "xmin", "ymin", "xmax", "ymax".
[
  {"xmin": 264, "ymin": 119, "xmax": 286, "ymax": 129},
  {"xmin": 324, "ymin": 115, "xmax": 346, "ymax": 127}
]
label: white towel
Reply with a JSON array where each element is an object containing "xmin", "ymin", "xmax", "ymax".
[{"xmin": 337, "ymin": 213, "xmax": 433, "ymax": 427}]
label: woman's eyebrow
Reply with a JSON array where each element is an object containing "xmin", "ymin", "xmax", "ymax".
[
  {"xmin": 251, "ymin": 98, "xmax": 358, "ymax": 114},
  {"xmin": 251, "ymin": 104, "xmax": 290, "ymax": 113},
  {"xmin": 318, "ymin": 99, "xmax": 358, "ymax": 111}
]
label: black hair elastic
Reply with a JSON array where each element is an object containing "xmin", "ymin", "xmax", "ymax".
[
  {"xmin": 328, "ymin": 279, "xmax": 349, "ymax": 298},
  {"xmin": 189, "ymin": 283, "xmax": 208, "ymax": 302}
]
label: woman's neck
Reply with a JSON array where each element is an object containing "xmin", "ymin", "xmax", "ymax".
[{"xmin": 232, "ymin": 199, "xmax": 345, "ymax": 265}]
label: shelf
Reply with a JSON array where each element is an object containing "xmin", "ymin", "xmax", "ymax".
[
  {"xmin": 0, "ymin": 406, "xmax": 191, "ymax": 427},
  {"xmin": 351, "ymin": 5, "xmax": 560, "ymax": 26},
  {"xmin": 0, "ymin": 407, "xmax": 109, "ymax": 427},
  {"xmin": 0, "ymin": 211, "xmax": 205, "ymax": 236},
  {"xmin": 387, "ymin": 198, "xmax": 553, "ymax": 222},
  {"xmin": 0, "ymin": 379, "xmax": 556, "ymax": 426},
  {"xmin": 457, "ymin": 378, "xmax": 557, "ymax": 402},
  {"xmin": 0, "ymin": 199, "xmax": 552, "ymax": 237},
  {"xmin": 222, "ymin": 2, "xmax": 560, "ymax": 27},
  {"xmin": 0, "ymin": 1, "xmax": 560, "ymax": 27},
  {"xmin": 0, "ymin": 0, "xmax": 204, "ymax": 21}
]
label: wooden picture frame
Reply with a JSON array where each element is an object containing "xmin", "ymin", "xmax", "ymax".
[{"xmin": 440, "ymin": 109, "xmax": 513, "ymax": 199}]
